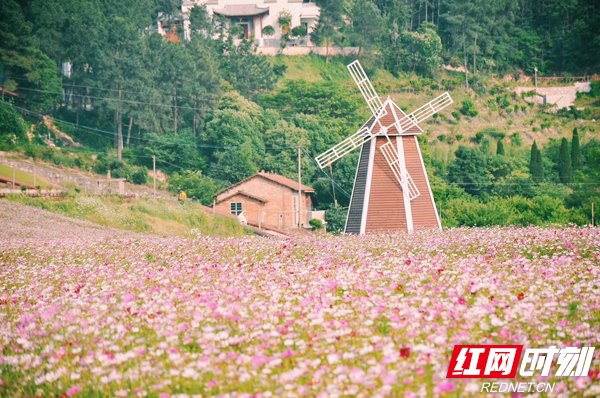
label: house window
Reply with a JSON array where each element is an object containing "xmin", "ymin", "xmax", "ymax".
[{"xmin": 230, "ymin": 202, "xmax": 242, "ymax": 215}]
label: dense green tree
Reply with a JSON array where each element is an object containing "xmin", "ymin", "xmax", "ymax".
[
  {"xmin": 530, "ymin": 141, "xmax": 543, "ymax": 182},
  {"xmin": 311, "ymin": 0, "xmax": 345, "ymax": 62},
  {"xmin": 571, "ymin": 127, "xmax": 582, "ymax": 169},
  {"xmin": 496, "ymin": 139, "xmax": 505, "ymax": 156},
  {"xmin": 347, "ymin": 0, "xmax": 383, "ymax": 56},
  {"xmin": 447, "ymin": 146, "xmax": 490, "ymax": 197},
  {"xmin": 558, "ymin": 137, "xmax": 572, "ymax": 184},
  {"xmin": 168, "ymin": 170, "xmax": 222, "ymax": 205}
]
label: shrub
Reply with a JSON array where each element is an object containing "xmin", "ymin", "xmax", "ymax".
[
  {"xmin": 474, "ymin": 131, "xmax": 485, "ymax": 143},
  {"xmin": 460, "ymin": 99, "xmax": 478, "ymax": 117},
  {"xmin": 451, "ymin": 111, "xmax": 461, "ymax": 121},
  {"xmin": 262, "ymin": 25, "xmax": 275, "ymax": 36},
  {"xmin": 437, "ymin": 134, "xmax": 446, "ymax": 142},
  {"xmin": 510, "ymin": 133, "xmax": 522, "ymax": 146},
  {"xmin": 0, "ymin": 101, "xmax": 28, "ymax": 149},
  {"xmin": 514, "ymin": 104, "xmax": 520, "ymax": 113},
  {"xmin": 290, "ymin": 25, "xmax": 307, "ymax": 38},
  {"xmin": 309, "ymin": 218, "xmax": 324, "ymax": 230},
  {"xmin": 455, "ymin": 134, "xmax": 463, "ymax": 141}
]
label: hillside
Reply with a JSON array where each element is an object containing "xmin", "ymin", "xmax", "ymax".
[{"xmin": 4, "ymin": 195, "xmax": 247, "ymax": 237}]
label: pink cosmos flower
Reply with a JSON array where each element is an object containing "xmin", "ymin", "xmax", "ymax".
[
  {"xmin": 433, "ymin": 380, "xmax": 455, "ymax": 393},
  {"xmin": 574, "ymin": 376, "xmax": 591, "ymax": 389},
  {"xmin": 252, "ymin": 355, "xmax": 270, "ymax": 367},
  {"xmin": 349, "ymin": 368, "xmax": 366, "ymax": 384},
  {"xmin": 66, "ymin": 386, "xmax": 81, "ymax": 396}
]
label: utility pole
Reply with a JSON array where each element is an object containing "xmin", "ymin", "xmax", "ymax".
[
  {"xmin": 153, "ymin": 156, "xmax": 156, "ymax": 200},
  {"xmin": 534, "ymin": 67, "xmax": 538, "ymax": 88},
  {"xmin": 298, "ymin": 147, "xmax": 302, "ymax": 229}
]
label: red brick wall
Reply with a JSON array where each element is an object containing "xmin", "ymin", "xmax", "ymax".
[{"xmin": 215, "ymin": 176, "xmax": 312, "ymax": 228}]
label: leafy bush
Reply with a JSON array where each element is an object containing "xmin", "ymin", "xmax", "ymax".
[
  {"xmin": 510, "ymin": 132, "xmax": 522, "ymax": 146},
  {"xmin": 262, "ymin": 25, "xmax": 275, "ymax": 36},
  {"xmin": 0, "ymin": 101, "xmax": 28, "ymax": 149},
  {"xmin": 168, "ymin": 170, "xmax": 222, "ymax": 205},
  {"xmin": 437, "ymin": 134, "xmax": 446, "ymax": 142},
  {"xmin": 460, "ymin": 99, "xmax": 478, "ymax": 117},
  {"xmin": 324, "ymin": 206, "xmax": 347, "ymax": 234},
  {"xmin": 455, "ymin": 134, "xmax": 463, "ymax": 141},
  {"xmin": 309, "ymin": 218, "xmax": 324, "ymax": 230},
  {"xmin": 451, "ymin": 111, "xmax": 461, "ymax": 121},
  {"xmin": 290, "ymin": 25, "xmax": 307, "ymax": 38}
]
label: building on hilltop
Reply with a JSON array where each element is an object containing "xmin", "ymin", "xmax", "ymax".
[
  {"xmin": 213, "ymin": 171, "xmax": 319, "ymax": 229},
  {"xmin": 181, "ymin": 0, "xmax": 319, "ymax": 47}
]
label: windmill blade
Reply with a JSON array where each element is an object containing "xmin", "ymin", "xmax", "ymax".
[
  {"xmin": 347, "ymin": 60, "xmax": 387, "ymax": 119},
  {"xmin": 380, "ymin": 139, "xmax": 420, "ymax": 201},
  {"xmin": 394, "ymin": 92, "xmax": 453, "ymax": 134},
  {"xmin": 315, "ymin": 122, "xmax": 374, "ymax": 169}
]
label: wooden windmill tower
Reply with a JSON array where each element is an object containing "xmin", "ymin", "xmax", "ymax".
[{"xmin": 315, "ymin": 61, "xmax": 453, "ymax": 234}]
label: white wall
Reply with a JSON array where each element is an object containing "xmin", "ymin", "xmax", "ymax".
[{"xmin": 182, "ymin": 0, "xmax": 319, "ymax": 46}]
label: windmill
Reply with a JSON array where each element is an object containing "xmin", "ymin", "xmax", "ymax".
[{"xmin": 315, "ymin": 61, "xmax": 453, "ymax": 234}]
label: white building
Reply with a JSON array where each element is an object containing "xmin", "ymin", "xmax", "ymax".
[{"xmin": 181, "ymin": 0, "xmax": 320, "ymax": 47}]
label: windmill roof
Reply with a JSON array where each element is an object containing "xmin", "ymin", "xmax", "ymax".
[
  {"xmin": 365, "ymin": 99, "xmax": 423, "ymax": 136},
  {"xmin": 213, "ymin": 4, "xmax": 270, "ymax": 17}
]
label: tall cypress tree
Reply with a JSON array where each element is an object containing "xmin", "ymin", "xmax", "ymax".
[
  {"xmin": 558, "ymin": 138, "xmax": 572, "ymax": 184},
  {"xmin": 496, "ymin": 139, "xmax": 505, "ymax": 155},
  {"xmin": 530, "ymin": 141, "xmax": 543, "ymax": 182},
  {"xmin": 571, "ymin": 128, "xmax": 582, "ymax": 169},
  {"xmin": 535, "ymin": 144, "xmax": 544, "ymax": 181}
]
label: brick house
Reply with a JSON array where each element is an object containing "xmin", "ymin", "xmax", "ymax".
[{"xmin": 214, "ymin": 171, "xmax": 315, "ymax": 229}]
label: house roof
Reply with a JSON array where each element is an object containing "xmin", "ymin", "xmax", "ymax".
[
  {"xmin": 216, "ymin": 190, "xmax": 268, "ymax": 204},
  {"xmin": 215, "ymin": 172, "xmax": 315, "ymax": 197},
  {"xmin": 213, "ymin": 4, "xmax": 270, "ymax": 17}
]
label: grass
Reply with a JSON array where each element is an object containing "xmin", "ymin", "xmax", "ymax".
[
  {"xmin": 0, "ymin": 164, "xmax": 53, "ymax": 188},
  {"xmin": 6, "ymin": 194, "xmax": 249, "ymax": 237}
]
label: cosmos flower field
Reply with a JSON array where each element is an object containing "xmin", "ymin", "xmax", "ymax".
[{"xmin": 1, "ymin": 226, "xmax": 599, "ymax": 397}]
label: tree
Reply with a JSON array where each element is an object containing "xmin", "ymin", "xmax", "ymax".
[
  {"xmin": 311, "ymin": 0, "xmax": 344, "ymax": 62},
  {"xmin": 447, "ymin": 146, "xmax": 490, "ymax": 197},
  {"xmin": 347, "ymin": 0, "xmax": 383, "ymax": 56},
  {"xmin": 168, "ymin": 170, "xmax": 222, "ymax": 205},
  {"xmin": 530, "ymin": 141, "xmax": 543, "ymax": 182},
  {"xmin": 496, "ymin": 139, "xmax": 505, "ymax": 156},
  {"xmin": 571, "ymin": 127, "xmax": 582, "ymax": 169},
  {"xmin": 558, "ymin": 137, "xmax": 572, "ymax": 184},
  {"xmin": 396, "ymin": 22, "xmax": 442, "ymax": 76}
]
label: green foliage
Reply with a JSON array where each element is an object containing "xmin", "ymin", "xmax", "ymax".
[
  {"xmin": 168, "ymin": 170, "xmax": 222, "ymax": 205},
  {"xmin": 510, "ymin": 133, "xmax": 522, "ymax": 146},
  {"xmin": 394, "ymin": 23, "xmax": 443, "ymax": 77},
  {"xmin": 324, "ymin": 206, "xmax": 346, "ymax": 234},
  {"xmin": 447, "ymin": 146, "xmax": 490, "ymax": 197},
  {"xmin": 290, "ymin": 25, "xmax": 307, "ymax": 38},
  {"xmin": 571, "ymin": 128, "xmax": 582, "ymax": 169},
  {"xmin": 0, "ymin": 101, "xmax": 28, "ymax": 149},
  {"xmin": 530, "ymin": 141, "xmax": 544, "ymax": 182},
  {"xmin": 496, "ymin": 139, "xmax": 505, "ymax": 156},
  {"xmin": 460, "ymin": 99, "xmax": 478, "ymax": 117},
  {"xmin": 309, "ymin": 218, "xmax": 324, "ymax": 230},
  {"xmin": 558, "ymin": 138, "xmax": 572, "ymax": 184},
  {"xmin": 262, "ymin": 25, "xmax": 275, "ymax": 37}
]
